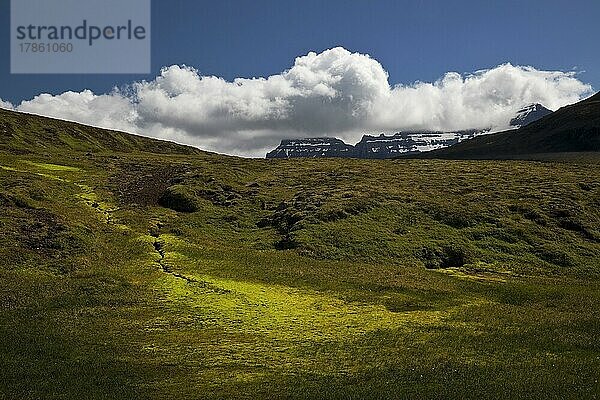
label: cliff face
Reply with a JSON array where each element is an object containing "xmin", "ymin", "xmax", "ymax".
[
  {"xmin": 265, "ymin": 137, "xmax": 354, "ymax": 158},
  {"xmin": 265, "ymin": 103, "xmax": 553, "ymax": 159},
  {"xmin": 352, "ymin": 131, "xmax": 483, "ymax": 158},
  {"xmin": 266, "ymin": 130, "xmax": 484, "ymax": 159}
]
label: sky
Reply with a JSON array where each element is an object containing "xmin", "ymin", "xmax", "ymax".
[{"xmin": 0, "ymin": 0, "xmax": 599, "ymax": 157}]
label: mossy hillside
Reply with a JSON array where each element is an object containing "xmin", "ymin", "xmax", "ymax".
[
  {"xmin": 0, "ymin": 108, "xmax": 207, "ymax": 155},
  {"xmin": 147, "ymin": 156, "xmax": 600, "ymax": 277},
  {"xmin": 0, "ymin": 138, "xmax": 599, "ymax": 399}
]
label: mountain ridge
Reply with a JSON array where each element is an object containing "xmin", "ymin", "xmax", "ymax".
[
  {"xmin": 0, "ymin": 108, "xmax": 207, "ymax": 156},
  {"xmin": 266, "ymin": 103, "xmax": 551, "ymax": 159},
  {"xmin": 265, "ymin": 130, "xmax": 486, "ymax": 159}
]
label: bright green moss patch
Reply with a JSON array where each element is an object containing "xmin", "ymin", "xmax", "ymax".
[{"xmin": 25, "ymin": 161, "xmax": 81, "ymax": 172}]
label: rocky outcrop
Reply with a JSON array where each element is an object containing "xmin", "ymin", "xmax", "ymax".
[{"xmin": 266, "ymin": 137, "xmax": 354, "ymax": 158}]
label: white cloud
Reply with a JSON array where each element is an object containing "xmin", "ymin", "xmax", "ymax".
[
  {"xmin": 375, "ymin": 63, "xmax": 592, "ymax": 132},
  {"xmin": 17, "ymin": 90, "xmax": 138, "ymax": 133},
  {"xmin": 0, "ymin": 99, "xmax": 14, "ymax": 110},
  {"xmin": 5, "ymin": 47, "xmax": 594, "ymax": 157}
]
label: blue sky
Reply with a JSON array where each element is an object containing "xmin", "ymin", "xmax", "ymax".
[{"xmin": 1, "ymin": 0, "xmax": 598, "ymax": 103}]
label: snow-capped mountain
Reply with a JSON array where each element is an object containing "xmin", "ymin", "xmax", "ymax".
[
  {"xmin": 265, "ymin": 130, "xmax": 485, "ymax": 159},
  {"xmin": 266, "ymin": 104, "xmax": 553, "ymax": 159},
  {"xmin": 509, "ymin": 103, "xmax": 553, "ymax": 128},
  {"xmin": 353, "ymin": 130, "xmax": 484, "ymax": 158},
  {"xmin": 265, "ymin": 137, "xmax": 354, "ymax": 158}
]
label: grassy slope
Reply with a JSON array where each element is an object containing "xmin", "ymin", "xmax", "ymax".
[
  {"xmin": 1, "ymin": 110, "xmax": 600, "ymax": 399},
  {"xmin": 0, "ymin": 108, "xmax": 206, "ymax": 155}
]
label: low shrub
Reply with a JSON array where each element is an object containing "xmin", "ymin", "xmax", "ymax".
[{"xmin": 159, "ymin": 185, "xmax": 199, "ymax": 213}]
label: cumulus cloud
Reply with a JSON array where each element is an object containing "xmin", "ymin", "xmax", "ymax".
[
  {"xmin": 376, "ymin": 64, "xmax": 592, "ymax": 132},
  {"xmin": 17, "ymin": 90, "xmax": 138, "ymax": 133},
  {"xmin": 5, "ymin": 47, "xmax": 594, "ymax": 157},
  {"xmin": 0, "ymin": 99, "xmax": 14, "ymax": 110}
]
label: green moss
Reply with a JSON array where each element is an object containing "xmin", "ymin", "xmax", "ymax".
[{"xmin": 25, "ymin": 161, "xmax": 81, "ymax": 171}]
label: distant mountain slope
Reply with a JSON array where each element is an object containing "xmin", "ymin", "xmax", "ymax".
[
  {"xmin": 266, "ymin": 104, "xmax": 550, "ymax": 159},
  {"xmin": 352, "ymin": 130, "xmax": 483, "ymax": 158},
  {"xmin": 0, "ymin": 108, "xmax": 206, "ymax": 155},
  {"xmin": 265, "ymin": 131, "xmax": 484, "ymax": 159},
  {"xmin": 266, "ymin": 137, "xmax": 353, "ymax": 158},
  {"xmin": 418, "ymin": 93, "xmax": 600, "ymax": 159}
]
